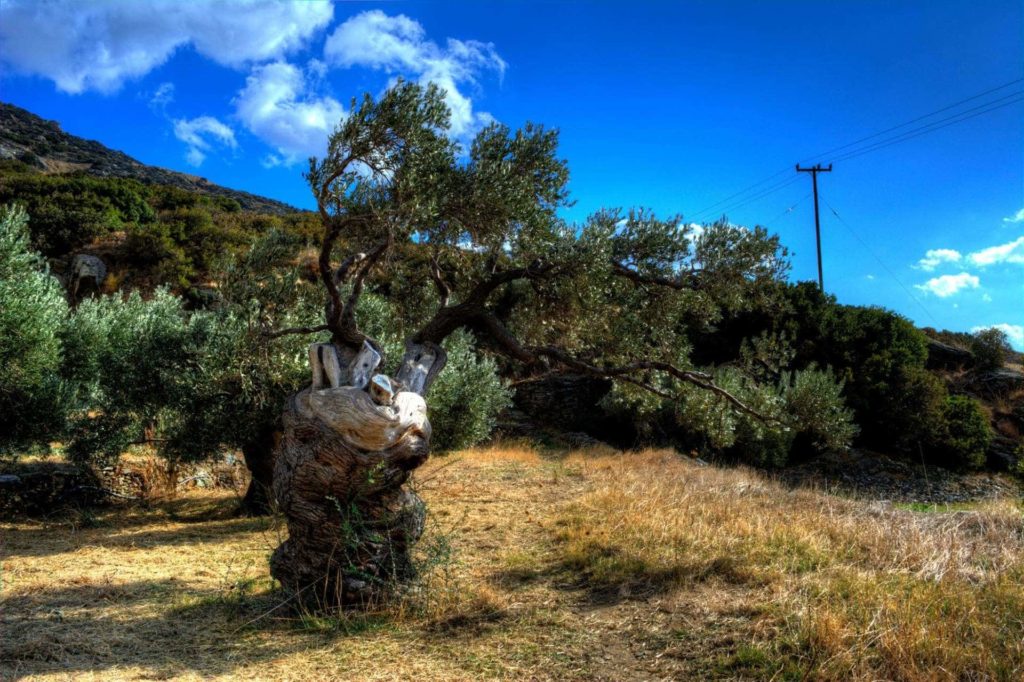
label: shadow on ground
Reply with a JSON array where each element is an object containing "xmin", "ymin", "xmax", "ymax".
[{"xmin": 0, "ymin": 578, "xmax": 358, "ymax": 679}]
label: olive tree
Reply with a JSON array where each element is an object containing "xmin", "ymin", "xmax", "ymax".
[{"xmin": 263, "ymin": 81, "xmax": 830, "ymax": 609}]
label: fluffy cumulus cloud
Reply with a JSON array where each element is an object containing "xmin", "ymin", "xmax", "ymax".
[
  {"xmin": 967, "ymin": 236, "xmax": 1024, "ymax": 267},
  {"xmin": 234, "ymin": 61, "xmax": 345, "ymax": 163},
  {"xmin": 1003, "ymin": 209, "xmax": 1024, "ymax": 224},
  {"xmin": 914, "ymin": 248, "xmax": 962, "ymax": 271},
  {"xmin": 914, "ymin": 272, "xmax": 980, "ymax": 298},
  {"xmin": 323, "ymin": 10, "xmax": 505, "ymax": 138},
  {"xmin": 972, "ymin": 324, "xmax": 1024, "ymax": 350},
  {"xmin": 0, "ymin": 0, "xmax": 333, "ymax": 93},
  {"xmin": 172, "ymin": 116, "xmax": 237, "ymax": 166}
]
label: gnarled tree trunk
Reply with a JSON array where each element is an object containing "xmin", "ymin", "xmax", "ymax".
[
  {"xmin": 238, "ymin": 422, "xmax": 279, "ymax": 516},
  {"xmin": 269, "ymin": 341, "xmax": 443, "ymax": 609}
]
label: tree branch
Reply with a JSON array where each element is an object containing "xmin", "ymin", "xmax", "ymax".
[
  {"xmin": 411, "ymin": 259, "xmax": 556, "ymax": 346},
  {"xmin": 263, "ymin": 324, "xmax": 331, "ymax": 339},
  {"xmin": 470, "ymin": 312, "xmax": 776, "ymax": 424},
  {"xmin": 526, "ymin": 345, "xmax": 776, "ymax": 424},
  {"xmin": 429, "ymin": 254, "xmax": 451, "ymax": 308},
  {"xmin": 611, "ymin": 260, "xmax": 693, "ymax": 290}
]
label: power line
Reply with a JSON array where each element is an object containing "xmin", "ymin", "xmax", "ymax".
[
  {"xmin": 702, "ymin": 175, "xmax": 803, "ymax": 219},
  {"xmin": 688, "ymin": 166, "xmax": 792, "ymax": 220},
  {"xmin": 767, "ymin": 192, "xmax": 812, "ymax": 224},
  {"xmin": 823, "ymin": 200, "xmax": 939, "ymax": 326},
  {"xmin": 687, "ymin": 77, "xmax": 1024, "ymax": 221},
  {"xmin": 799, "ymin": 76, "xmax": 1023, "ymax": 164},
  {"xmin": 831, "ymin": 92, "xmax": 1024, "ymax": 163}
]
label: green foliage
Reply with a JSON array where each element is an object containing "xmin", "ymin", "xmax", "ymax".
[
  {"xmin": 0, "ymin": 172, "xmax": 154, "ymax": 253},
  {"xmin": 936, "ymin": 396, "xmax": 991, "ymax": 470},
  {"xmin": 783, "ymin": 367, "xmax": 859, "ymax": 453},
  {"xmin": 424, "ymin": 331, "xmax": 512, "ymax": 451},
  {"xmin": 971, "ymin": 328, "xmax": 1011, "ymax": 370},
  {"xmin": 60, "ymin": 289, "xmax": 210, "ymax": 464},
  {"xmin": 0, "ymin": 205, "xmax": 72, "ymax": 454}
]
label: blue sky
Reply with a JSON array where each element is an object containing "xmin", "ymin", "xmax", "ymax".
[{"xmin": 1, "ymin": 1, "xmax": 1021, "ymax": 347}]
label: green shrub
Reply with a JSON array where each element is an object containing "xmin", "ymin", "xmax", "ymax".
[
  {"xmin": 124, "ymin": 223, "xmax": 194, "ymax": 287},
  {"xmin": 426, "ymin": 330, "xmax": 512, "ymax": 451},
  {"xmin": 784, "ymin": 367, "xmax": 858, "ymax": 453},
  {"xmin": 0, "ymin": 204, "xmax": 72, "ymax": 455},
  {"xmin": 60, "ymin": 289, "xmax": 208, "ymax": 464},
  {"xmin": 936, "ymin": 395, "xmax": 991, "ymax": 470},
  {"xmin": 0, "ymin": 173, "xmax": 153, "ymax": 253},
  {"xmin": 971, "ymin": 328, "xmax": 1011, "ymax": 370}
]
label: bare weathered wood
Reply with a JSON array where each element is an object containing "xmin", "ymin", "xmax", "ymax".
[
  {"xmin": 369, "ymin": 374, "xmax": 395, "ymax": 405},
  {"xmin": 270, "ymin": 385, "xmax": 431, "ymax": 607},
  {"xmin": 348, "ymin": 340, "xmax": 382, "ymax": 390},
  {"xmin": 396, "ymin": 341, "xmax": 447, "ymax": 396},
  {"xmin": 309, "ymin": 342, "xmax": 345, "ymax": 389}
]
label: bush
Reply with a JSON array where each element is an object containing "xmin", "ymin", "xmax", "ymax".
[
  {"xmin": 0, "ymin": 173, "xmax": 153, "ymax": 254},
  {"xmin": 0, "ymin": 204, "xmax": 72, "ymax": 455},
  {"xmin": 60, "ymin": 289, "xmax": 208, "ymax": 464},
  {"xmin": 971, "ymin": 328, "xmax": 1011, "ymax": 370},
  {"xmin": 936, "ymin": 395, "xmax": 991, "ymax": 470},
  {"xmin": 426, "ymin": 330, "xmax": 512, "ymax": 451},
  {"xmin": 784, "ymin": 367, "xmax": 858, "ymax": 453}
]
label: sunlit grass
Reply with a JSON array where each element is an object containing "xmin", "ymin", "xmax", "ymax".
[{"xmin": 3, "ymin": 443, "xmax": 1022, "ymax": 680}]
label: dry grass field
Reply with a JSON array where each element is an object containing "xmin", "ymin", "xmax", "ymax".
[{"xmin": 2, "ymin": 444, "xmax": 1023, "ymax": 681}]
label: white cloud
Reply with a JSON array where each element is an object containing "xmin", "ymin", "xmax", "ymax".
[
  {"xmin": 172, "ymin": 115, "xmax": 237, "ymax": 167},
  {"xmin": 914, "ymin": 272, "xmax": 980, "ymax": 298},
  {"xmin": 150, "ymin": 82, "xmax": 175, "ymax": 110},
  {"xmin": 234, "ymin": 61, "xmax": 345, "ymax": 164},
  {"xmin": 971, "ymin": 324, "xmax": 1024, "ymax": 350},
  {"xmin": 0, "ymin": 0, "xmax": 333, "ymax": 93},
  {"xmin": 1003, "ymin": 208, "xmax": 1024, "ymax": 224},
  {"xmin": 914, "ymin": 248, "xmax": 961, "ymax": 271},
  {"xmin": 185, "ymin": 147, "xmax": 207, "ymax": 167},
  {"xmin": 323, "ymin": 10, "xmax": 505, "ymax": 138},
  {"xmin": 865, "ymin": 274, "xmax": 876, "ymax": 280},
  {"xmin": 967, "ymin": 236, "xmax": 1024, "ymax": 267}
]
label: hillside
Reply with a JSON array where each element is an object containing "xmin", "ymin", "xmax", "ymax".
[
  {"xmin": 0, "ymin": 102, "xmax": 295, "ymax": 215},
  {"xmin": 4, "ymin": 444, "xmax": 1023, "ymax": 680}
]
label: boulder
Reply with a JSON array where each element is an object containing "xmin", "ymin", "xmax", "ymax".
[
  {"xmin": 925, "ymin": 338, "xmax": 974, "ymax": 370},
  {"xmin": 962, "ymin": 368, "xmax": 1024, "ymax": 398}
]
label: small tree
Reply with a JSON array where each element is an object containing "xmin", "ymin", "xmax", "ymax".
[
  {"xmin": 971, "ymin": 327, "xmax": 1011, "ymax": 370},
  {"xmin": 262, "ymin": 82, "xmax": 848, "ymax": 608}
]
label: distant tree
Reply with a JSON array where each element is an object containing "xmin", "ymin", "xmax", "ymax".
[{"xmin": 971, "ymin": 327, "xmax": 1011, "ymax": 370}]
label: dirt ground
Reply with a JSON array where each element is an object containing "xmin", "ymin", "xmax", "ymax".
[{"xmin": 2, "ymin": 445, "xmax": 1022, "ymax": 681}]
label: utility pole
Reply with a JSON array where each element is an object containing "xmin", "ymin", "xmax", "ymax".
[{"xmin": 796, "ymin": 163, "xmax": 832, "ymax": 291}]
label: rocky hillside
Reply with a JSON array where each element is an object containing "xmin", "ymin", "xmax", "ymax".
[{"xmin": 0, "ymin": 102, "xmax": 295, "ymax": 215}]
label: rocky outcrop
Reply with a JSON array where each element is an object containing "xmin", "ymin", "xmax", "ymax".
[
  {"xmin": 961, "ymin": 368, "xmax": 1024, "ymax": 398},
  {"xmin": 925, "ymin": 338, "xmax": 974, "ymax": 370}
]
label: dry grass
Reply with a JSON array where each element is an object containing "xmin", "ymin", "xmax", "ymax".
[
  {"xmin": 2, "ymin": 444, "xmax": 1023, "ymax": 680},
  {"xmin": 551, "ymin": 449, "xmax": 1024, "ymax": 680}
]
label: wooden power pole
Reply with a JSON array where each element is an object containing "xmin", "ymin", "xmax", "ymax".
[{"xmin": 796, "ymin": 163, "xmax": 832, "ymax": 291}]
